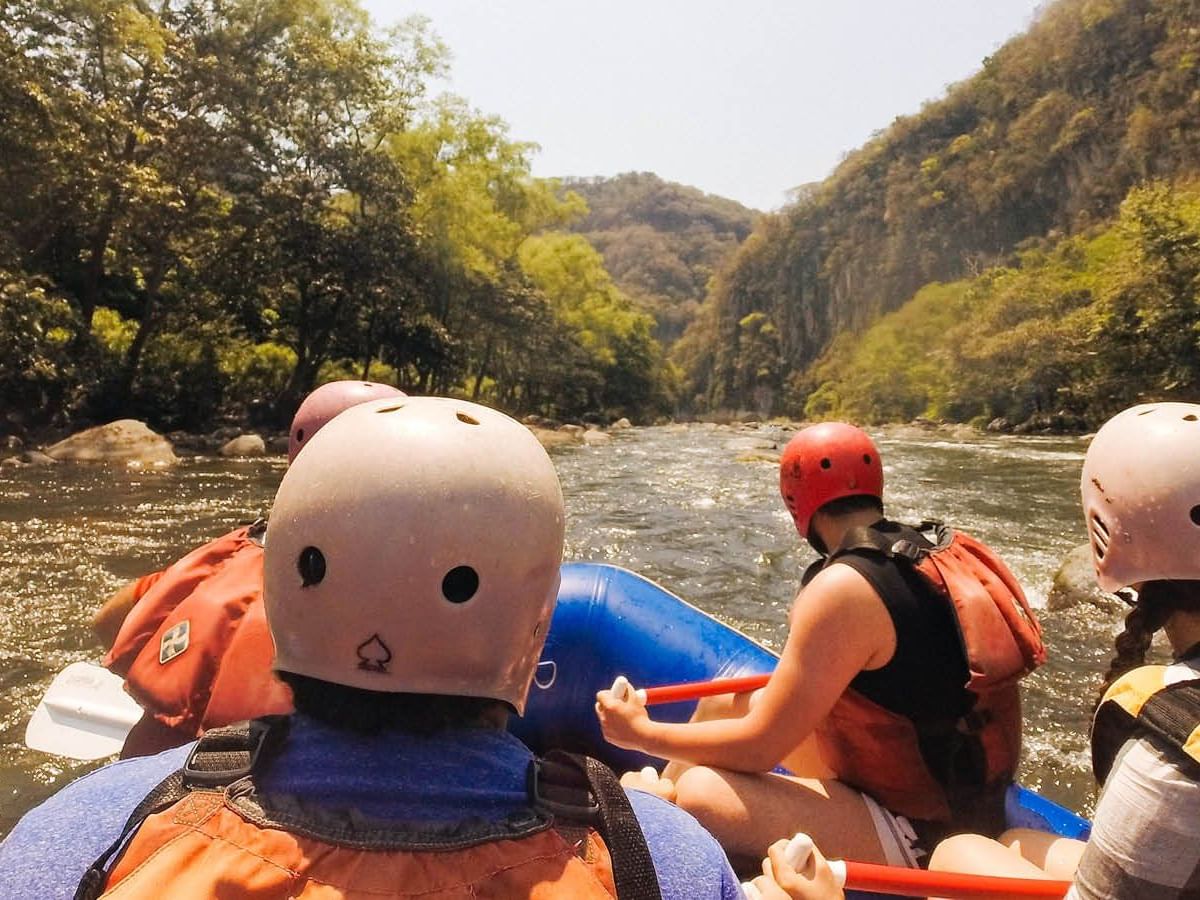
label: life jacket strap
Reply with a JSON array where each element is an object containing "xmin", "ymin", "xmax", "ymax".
[
  {"xmin": 182, "ymin": 715, "xmax": 287, "ymax": 787},
  {"xmin": 530, "ymin": 750, "xmax": 663, "ymax": 900},
  {"xmin": 74, "ymin": 717, "xmax": 289, "ymax": 900},
  {"xmin": 77, "ymin": 720, "xmax": 661, "ymax": 900}
]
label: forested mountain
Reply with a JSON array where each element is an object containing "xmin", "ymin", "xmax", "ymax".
[
  {"xmin": 683, "ymin": 0, "xmax": 1200, "ymax": 421},
  {"xmin": 562, "ymin": 174, "xmax": 758, "ymax": 345}
]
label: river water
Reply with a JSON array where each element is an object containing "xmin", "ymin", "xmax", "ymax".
[{"xmin": 0, "ymin": 423, "xmax": 1127, "ymax": 836}]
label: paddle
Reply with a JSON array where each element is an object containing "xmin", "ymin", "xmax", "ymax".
[
  {"xmin": 829, "ymin": 859, "xmax": 1070, "ymax": 899},
  {"xmin": 610, "ymin": 672, "xmax": 772, "ymax": 705},
  {"xmin": 25, "ymin": 661, "xmax": 142, "ymax": 760},
  {"xmin": 744, "ymin": 833, "xmax": 1070, "ymax": 900}
]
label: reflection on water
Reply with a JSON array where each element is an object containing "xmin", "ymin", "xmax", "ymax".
[{"xmin": 0, "ymin": 424, "xmax": 1113, "ymax": 834}]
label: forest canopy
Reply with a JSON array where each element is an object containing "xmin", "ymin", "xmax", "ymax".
[
  {"xmin": 562, "ymin": 173, "xmax": 758, "ymax": 347},
  {"xmin": 0, "ymin": 0, "xmax": 674, "ymax": 432}
]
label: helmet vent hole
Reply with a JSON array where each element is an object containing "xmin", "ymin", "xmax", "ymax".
[
  {"xmin": 295, "ymin": 428, "xmax": 305, "ymax": 443},
  {"xmin": 456, "ymin": 412, "xmax": 480, "ymax": 425},
  {"xmin": 375, "ymin": 404, "xmax": 405, "ymax": 414},
  {"xmin": 820, "ymin": 458, "xmax": 831, "ymax": 469},
  {"xmin": 863, "ymin": 454, "xmax": 872, "ymax": 465},
  {"xmin": 1191, "ymin": 505, "xmax": 1200, "ymax": 526},
  {"xmin": 298, "ymin": 546, "xmax": 326, "ymax": 586},
  {"xmin": 1089, "ymin": 514, "xmax": 1110, "ymax": 560},
  {"xmin": 442, "ymin": 565, "xmax": 479, "ymax": 603},
  {"xmin": 1137, "ymin": 408, "xmax": 1155, "ymax": 416},
  {"xmin": 1186, "ymin": 414, "xmax": 1198, "ymax": 422}
]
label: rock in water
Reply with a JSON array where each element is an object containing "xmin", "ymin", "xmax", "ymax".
[
  {"xmin": 1046, "ymin": 543, "xmax": 1125, "ymax": 613},
  {"xmin": 45, "ymin": 420, "xmax": 178, "ymax": 466},
  {"xmin": 220, "ymin": 434, "xmax": 266, "ymax": 457}
]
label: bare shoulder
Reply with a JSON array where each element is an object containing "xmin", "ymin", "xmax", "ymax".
[
  {"xmin": 793, "ymin": 561, "xmax": 895, "ymax": 666},
  {"xmin": 802, "ymin": 561, "xmax": 887, "ymax": 612}
]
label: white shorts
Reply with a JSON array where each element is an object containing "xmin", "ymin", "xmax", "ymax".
[{"xmin": 859, "ymin": 792, "xmax": 926, "ymax": 868}]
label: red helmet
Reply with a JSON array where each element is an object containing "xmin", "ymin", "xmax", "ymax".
[
  {"xmin": 779, "ymin": 423, "xmax": 884, "ymax": 540},
  {"xmin": 288, "ymin": 381, "xmax": 406, "ymax": 463}
]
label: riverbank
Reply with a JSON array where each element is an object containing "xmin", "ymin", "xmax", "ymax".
[
  {"xmin": 691, "ymin": 407, "xmax": 1096, "ymax": 437},
  {"xmin": 0, "ymin": 413, "xmax": 638, "ymax": 468}
]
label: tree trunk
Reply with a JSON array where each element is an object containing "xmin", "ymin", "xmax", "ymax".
[
  {"xmin": 114, "ymin": 262, "xmax": 170, "ymax": 410},
  {"xmin": 471, "ymin": 336, "xmax": 494, "ymax": 401}
]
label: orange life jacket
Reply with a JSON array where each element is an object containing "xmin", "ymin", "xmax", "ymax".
[
  {"xmin": 103, "ymin": 522, "xmax": 293, "ymax": 739},
  {"xmin": 76, "ymin": 721, "xmax": 659, "ymax": 900},
  {"xmin": 813, "ymin": 522, "xmax": 1046, "ymax": 827}
]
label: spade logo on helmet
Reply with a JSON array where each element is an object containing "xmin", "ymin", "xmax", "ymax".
[{"xmin": 356, "ymin": 634, "xmax": 393, "ymax": 673}]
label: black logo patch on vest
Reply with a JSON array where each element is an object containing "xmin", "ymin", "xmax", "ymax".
[
  {"xmin": 356, "ymin": 634, "xmax": 393, "ymax": 673},
  {"xmin": 159, "ymin": 620, "xmax": 191, "ymax": 664}
]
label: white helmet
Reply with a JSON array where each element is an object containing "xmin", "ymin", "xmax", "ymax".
[
  {"xmin": 1081, "ymin": 402, "xmax": 1200, "ymax": 592},
  {"xmin": 265, "ymin": 396, "xmax": 565, "ymax": 713}
]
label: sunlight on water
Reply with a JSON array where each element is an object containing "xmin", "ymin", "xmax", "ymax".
[{"xmin": 0, "ymin": 425, "xmax": 1106, "ymax": 832}]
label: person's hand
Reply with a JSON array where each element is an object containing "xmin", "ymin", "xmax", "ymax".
[
  {"xmin": 743, "ymin": 833, "xmax": 845, "ymax": 900},
  {"xmin": 620, "ymin": 766, "xmax": 677, "ymax": 802},
  {"xmin": 595, "ymin": 676, "xmax": 652, "ymax": 751}
]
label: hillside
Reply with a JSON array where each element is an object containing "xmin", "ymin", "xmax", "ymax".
[
  {"xmin": 682, "ymin": 0, "xmax": 1200, "ymax": 416},
  {"xmin": 562, "ymin": 173, "xmax": 759, "ymax": 345}
]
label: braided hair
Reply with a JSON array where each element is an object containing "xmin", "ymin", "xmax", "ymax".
[{"xmin": 1095, "ymin": 580, "xmax": 1200, "ymax": 707}]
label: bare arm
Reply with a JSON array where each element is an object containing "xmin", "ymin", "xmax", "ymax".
[
  {"xmin": 91, "ymin": 568, "xmax": 165, "ymax": 650},
  {"xmin": 92, "ymin": 580, "xmax": 143, "ymax": 649},
  {"xmin": 595, "ymin": 563, "xmax": 896, "ymax": 772}
]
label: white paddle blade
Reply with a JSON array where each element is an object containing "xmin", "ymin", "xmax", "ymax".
[{"xmin": 25, "ymin": 662, "xmax": 143, "ymax": 761}]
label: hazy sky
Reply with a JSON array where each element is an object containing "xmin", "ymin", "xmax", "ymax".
[{"xmin": 361, "ymin": 1, "xmax": 1046, "ymax": 212}]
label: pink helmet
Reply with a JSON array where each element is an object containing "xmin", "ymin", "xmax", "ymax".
[
  {"xmin": 1081, "ymin": 402, "xmax": 1200, "ymax": 592},
  {"xmin": 288, "ymin": 381, "xmax": 406, "ymax": 463},
  {"xmin": 265, "ymin": 396, "xmax": 565, "ymax": 713},
  {"xmin": 779, "ymin": 423, "xmax": 884, "ymax": 539}
]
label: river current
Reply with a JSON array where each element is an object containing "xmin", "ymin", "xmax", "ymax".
[{"xmin": 0, "ymin": 423, "xmax": 1127, "ymax": 835}]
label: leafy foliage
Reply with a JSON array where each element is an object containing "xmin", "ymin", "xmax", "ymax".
[
  {"xmin": 688, "ymin": 0, "xmax": 1200, "ymax": 418},
  {"xmin": 0, "ymin": 0, "xmax": 672, "ymax": 430},
  {"xmin": 563, "ymin": 173, "xmax": 758, "ymax": 346},
  {"xmin": 799, "ymin": 181, "xmax": 1200, "ymax": 427}
]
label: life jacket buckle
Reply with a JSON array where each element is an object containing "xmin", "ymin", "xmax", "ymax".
[
  {"xmin": 890, "ymin": 539, "xmax": 925, "ymax": 562},
  {"xmin": 527, "ymin": 756, "xmax": 600, "ymax": 825},
  {"xmin": 182, "ymin": 717, "xmax": 285, "ymax": 789}
]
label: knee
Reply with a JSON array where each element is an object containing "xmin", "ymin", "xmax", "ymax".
[
  {"xmin": 928, "ymin": 833, "xmax": 988, "ymax": 873},
  {"xmin": 673, "ymin": 766, "xmax": 732, "ymax": 820},
  {"xmin": 998, "ymin": 827, "xmax": 1038, "ymax": 849}
]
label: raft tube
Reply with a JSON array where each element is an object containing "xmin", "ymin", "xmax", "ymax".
[{"xmin": 513, "ymin": 563, "xmax": 1090, "ymax": 892}]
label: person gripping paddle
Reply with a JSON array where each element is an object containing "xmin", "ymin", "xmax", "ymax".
[{"xmin": 596, "ymin": 422, "xmax": 1045, "ymax": 871}]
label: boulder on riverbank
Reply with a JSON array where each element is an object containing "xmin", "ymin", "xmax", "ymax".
[
  {"xmin": 44, "ymin": 420, "xmax": 178, "ymax": 466},
  {"xmin": 1046, "ymin": 543, "xmax": 1125, "ymax": 614},
  {"xmin": 220, "ymin": 434, "xmax": 266, "ymax": 457},
  {"xmin": 582, "ymin": 429, "xmax": 612, "ymax": 446},
  {"xmin": 528, "ymin": 426, "xmax": 580, "ymax": 450},
  {"xmin": 0, "ymin": 449, "xmax": 57, "ymax": 468}
]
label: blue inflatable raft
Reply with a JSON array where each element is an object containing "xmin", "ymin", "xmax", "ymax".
[{"xmin": 513, "ymin": 563, "xmax": 1090, "ymax": 892}]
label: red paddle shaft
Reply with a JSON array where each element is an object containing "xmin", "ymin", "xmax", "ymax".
[
  {"xmin": 632, "ymin": 681, "xmax": 1075, "ymax": 898},
  {"xmin": 642, "ymin": 673, "xmax": 771, "ymax": 705},
  {"xmin": 842, "ymin": 860, "xmax": 1070, "ymax": 899}
]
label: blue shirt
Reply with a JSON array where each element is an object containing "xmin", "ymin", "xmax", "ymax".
[{"xmin": 0, "ymin": 715, "xmax": 742, "ymax": 899}]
